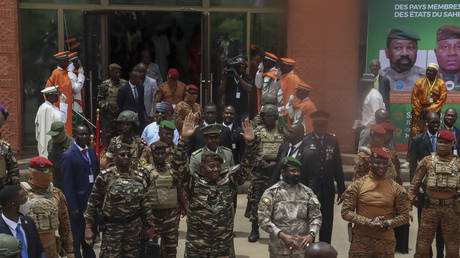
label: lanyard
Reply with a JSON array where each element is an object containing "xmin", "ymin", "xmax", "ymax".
[{"xmin": 427, "ymin": 77, "xmax": 437, "ymax": 97}]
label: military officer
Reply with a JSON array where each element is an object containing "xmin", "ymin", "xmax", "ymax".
[
  {"xmin": 248, "ymin": 104, "xmax": 285, "ymax": 242},
  {"xmin": 97, "ymin": 63, "xmax": 127, "ymax": 145},
  {"xmin": 409, "ymin": 130, "xmax": 460, "ymax": 258},
  {"xmin": 0, "ymin": 105, "xmax": 19, "ymax": 189},
  {"xmin": 46, "ymin": 121, "xmax": 73, "ymax": 189},
  {"xmin": 20, "ymin": 156, "xmax": 74, "ymax": 258},
  {"xmin": 342, "ymin": 147, "xmax": 410, "ymax": 258},
  {"xmin": 104, "ymin": 110, "xmax": 150, "ymax": 170},
  {"xmin": 258, "ymin": 157, "xmax": 322, "ymax": 258},
  {"xmin": 0, "ymin": 233, "xmax": 22, "ymax": 257},
  {"xmin": 172, "ymin": 114, "xmax": 258, "ymax": 257},
  {"xmin": 302, "ymin": 111, "xmax": 345, "ymax": 244},
  {"xmin": 84, "ymin": 144, "xmax": 154, "ymax": 258}
]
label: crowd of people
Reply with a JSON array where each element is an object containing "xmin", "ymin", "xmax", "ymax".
[{"xmin": 0, "ymin": 29, "xmax": 458, "ymax": 258}]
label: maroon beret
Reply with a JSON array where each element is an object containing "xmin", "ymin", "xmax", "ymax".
[
  {"xmin": 370, "ymin": 124, "xmax": 386, "ymax": 135},
  {"xmin": 371, "ymin": 148, "xmax": 390, "ymax": 160},
  {"xmin": 380, "ymin": 122, "xmax": 395, "ymax": 132},
  {"xmin": 437, "ymin": 25, "xmax": 460, "ymax": 41},
  {"xmin": 30, "ymin": 156, "xmax": 53, "ymax": 170},
  {"xmin": 439, "ymin": 130, "xmax": 455, "ymax": 142}
]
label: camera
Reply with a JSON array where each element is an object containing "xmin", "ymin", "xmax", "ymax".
[{"xmin": 224, "ymin": 60, "xmax": 241, "ymax": 74}]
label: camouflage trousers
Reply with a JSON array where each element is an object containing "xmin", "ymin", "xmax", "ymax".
[
  {"xmin": 40, "ymin": 232, "xmax": 59, "ymax": 258},
  {"xmin": 349, "ymin": 233, "xmax": 396, "ymax": 258},
  {"xmin": 414, "ymin": 205, "xmax": 460, "ymax": 258},
  {"xmin": 100, "ymin": 217, "xmax": 143, "ymax": 258},
  {"xmin": 247, "ymin": 173, "xmax": 271, "ymax": 223},
  {"xmin": 152, "ymin": 208, "xmax": 179, "ymax": 258}
]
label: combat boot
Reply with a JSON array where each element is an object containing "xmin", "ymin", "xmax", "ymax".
[{"xmin": 248, "ymin": 222, "xmax": 259, "ymax": 242}]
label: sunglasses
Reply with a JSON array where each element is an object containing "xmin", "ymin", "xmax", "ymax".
[{"xmin": 118, "ymin": 153, "xmax": 132, "ymax": 158}]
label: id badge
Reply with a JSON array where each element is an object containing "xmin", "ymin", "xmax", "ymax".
[
  {"xmin": 454, "ymin": 149, "xmax": 458, "ymax": 156},
  {"xmin": 232, "ymin": 143, "xmax": 236, "ymax": 149},
  {"xmin": 236, "ymin": 92, "xmax": 241, "ymax": 99},
  {"xmin": 89, "ymin": 174, "xmax": 94, "ymax": 183},
  {"xmin": 429, "ymin": 97, "xmax": 433, "ymax": 103}
]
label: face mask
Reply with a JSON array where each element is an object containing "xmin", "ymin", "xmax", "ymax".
[
  {"xmin": 284, "ymin": 175, "xmax": 300, "ymax": 185},
  {"xmin": 437, "ymin": 142, "xmax": 453, "ymax": 157},
  {"xmin": 19, "ymin": 200, "xmax": 31, "ymax": 215}
]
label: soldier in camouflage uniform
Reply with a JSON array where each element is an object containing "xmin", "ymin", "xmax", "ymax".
[
  {"xmin": 248, "ymin": 104, "xmax": 285, "ymax": 242},
  {"xmin": 409, "ymin": 130, "xmax": 460, "ymax": 258},
  {"xmin": 0, "ymin": 233, "xmax": 22, "ymax": 257},
  {"xmin": 104, "ymin": 110, "xmax": 150, "ymax": 170},
  {"xmin": 84, "ymin": 144, "xmax": 154, "ymax": 258},
  {"xmin": 20, "ymin": 156, "xmax": 74, "ymax": 258},
  {"xmin": 97, "ymin": 63, "xmax": 127, "ymax": 146},
  {"xmin": 254, "ymin": 92, "xmax": 287, "ymax": 132},
  {"xmin": 342, "ymin": 148, "xmax": 410, "ymax": 258},
  {"xmin": 172, "ymin": 114, "xmax": 257, "ymax": 257},
  {"xmin": 258, "ymin": 157, "xmax": 322, "ymax": 258},
  {"xmin": 0, "ymin": 105, "xmax": 19, "ymax": 190},
  {"xmin": 46, "ymin": 121, "xmax": 73, "ymax": 189}
]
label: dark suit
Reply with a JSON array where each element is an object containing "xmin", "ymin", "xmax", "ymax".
[
  {"xmin": 117, "ymin": 82, "xmax": 146, "ymax": 132},
  {"xmin": 61, "ymin": 144, "xmax": 99, "ymax": 258},
  {"xmin": 302, "ymin": 133, "xmax": 345, "ymax": 244},
  {"xmin": 222, "ymin": 123, "xmax": 245, "ymax": 164},
  {"xmin": 0, "ymin": 215, "xmax": 46, "ymax": 258},
  {"xmin": 187, "ymin": 123, "xmax": 232, "ymax": 156},
  {"xmin": 378, "ymin": 73, "xmax": 391, "ymax": 110},
  {"xmin": 439, "ymin": 123, "xmax": 460, "ymax": 155},
  {"xmin": 270, "ymin": 140, "xmax": 309, "ymax": 186}
]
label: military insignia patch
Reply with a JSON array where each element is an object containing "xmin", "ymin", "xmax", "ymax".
[
  {"xmin": 309, "ymin": 144, "xmax": 316, "ymax": 150},
  {"xmin": 262, "ymin": 197, "xmax": 271, "ymax": 206}
]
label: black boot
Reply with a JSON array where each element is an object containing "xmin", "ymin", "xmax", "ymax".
[{"xmin": 248, "ymin": 222, "xmax": 259, "ymax": 242}]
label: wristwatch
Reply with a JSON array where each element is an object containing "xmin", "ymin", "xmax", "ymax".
[{"xmin": 309, "ymin": 231, "xmax": 316, "ymax": 238}]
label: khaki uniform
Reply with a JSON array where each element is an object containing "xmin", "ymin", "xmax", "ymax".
[
  {"xmin": 380, "ymin": 65, "xmax": 425, "ymax": 91},
  {"xmin": 353, "ymin": 145, "xmax": 400, "ymax": 182},
  {"xmin": 0, "ymin": 139, "xmax": 19, "ymax": 188},
  {"xmin": 258, "ymin": 181, "xmax": 322, "ymax": 258},
  {"xmin": 20, "ymin": 182, "xmax": 74, "ymax": 258},
  {"xmin": 248, "ymin": 125, "xmax": 284, "ymax": 223},
  {"xmin": 409, "ymin": 154, "xmax": 460, "ymax": 258},
  {"xmin": 189, "ymin": 146, "xmax": 234, "ymax": 177},
  {"xmin": 105, "ymin": 135, "xmax": 150, "ymax": 170}
]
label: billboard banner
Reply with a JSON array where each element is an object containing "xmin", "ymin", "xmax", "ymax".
[{"xmin": 367, "ymin": 0, "xmax": 460, "ymax": 151}]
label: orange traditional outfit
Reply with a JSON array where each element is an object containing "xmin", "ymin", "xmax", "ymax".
[
  {"xmin": 46, "ymin": 65, "xmax": 73, "ymax": 136},
  {"xmin": 410, "ymin": 76, "xmax": 447, "ymax": 137},
  {"xmin": 154, "ymin": 81, "xmax": 186, "ymax": 109},
  {"xmin": 293, "ymin": 97, "xmax": 317, "ymax": 133}
]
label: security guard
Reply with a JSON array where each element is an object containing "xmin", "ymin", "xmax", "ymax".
[
  {"xmin": 302, "ymin": 111, "xmax": 345, "ymax": 244},
  {"xmin": 248, "ymin": 104, "xmax": 285, "ymax": 242},
  {"xmin": 0, "ymin": 105, "xmax": 19, "ymax": 189}
]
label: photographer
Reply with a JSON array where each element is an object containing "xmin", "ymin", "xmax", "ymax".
[{"xmin": 218, "ymin": 55, "xmax": 253, "ymax": 125}]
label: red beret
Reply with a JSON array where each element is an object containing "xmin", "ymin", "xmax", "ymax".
[
  {"xmin": 439, "ymin": 130, "xmax": 455, "ymax": 142},
  {"xmin": 168, "ymin": 68, "xmax": 179, "ymax": 79},
  {"xmin": 371, "ymin": 147, "xmax": 390, "ymax": 160},
  {"xmin": 187, "ymin": 84, "xmax": 199, "ymax": 91},
  {"xmin": 370, "ymin": 124, "xmax": 386, "ymax": 135},
  {"xmin": 30, "ymin": 156, "xmax": 53, "ymax": 169},
  {"xmin": 380, "ymin": 122, "xmax": 395, "ymax": 132}
]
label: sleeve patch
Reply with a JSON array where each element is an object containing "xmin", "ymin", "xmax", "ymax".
[{"xmin": 262, "ymin": 197, "xmax": 271, "ymax": 206}]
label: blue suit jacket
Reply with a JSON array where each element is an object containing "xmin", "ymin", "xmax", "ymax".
[
  {"xmin": 0, "ymin": 215, "xmax": 46, "ymax": 258},
  {"xmin": 61, "ymin": 144, "xmax": 100, "ymax": 213}
]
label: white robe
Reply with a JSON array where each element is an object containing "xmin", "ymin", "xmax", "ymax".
[
  {"xmin": 68, "ymin": 63, "xmax": 85, "ymax": 113},
  {"xmin": 35, "ymin": 101, "xmax": 67, "ymax": 157}
]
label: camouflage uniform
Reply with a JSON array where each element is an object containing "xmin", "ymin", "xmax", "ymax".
[
  {"xmin": 106, "ymin": 135, "xmax": 150, "ymax": 170},
  {"xmin": 171, "ymin": 138, "xmax": 258, "ymax": 257},
  {"xmin": 189, "ymin": 146, "xmax": 234, "ymax": 176},
  {"xmin": 84, "ymin": 166, "xmax": 151, "ymax": 258},
  {"xmin": 47, "ymin": 135, "xmax": 73, "ymax": 189},
  {"xmin": 409, "ymin": 154, "xmax": 460, "ymax": 258},
  {"xmin": 97, "ymin": 78, "xmax": 127, "ymax": 144},
  {"xmin": 258, "ymin": 181, "xmax": 322, "ymax": 258},
  {"xmin": 21, "ymin": 182, "xmax": 74, "ymax": 258},
  {"xmin": 341, "ymin": 174, "xmax": 410, "ymax": 258},
  {"xmin": 0, "ymin": 139, "xmax": 19, "ymax": 188},
  {"xmin": 352, "ymin": 145, "xmax": 401, "ymax": 182},
  {"xmin": 174, "ymin": 101, "xmax": 202, "ymax": 133}
]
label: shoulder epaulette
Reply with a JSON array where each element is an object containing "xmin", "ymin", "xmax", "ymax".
[
  {"xmin": 192, "ymin": 148, "xmax": 203, "ymax": 156},
  {"xmin": 220, "ymin": 146, "xmax": 232, "ymax": 152}
]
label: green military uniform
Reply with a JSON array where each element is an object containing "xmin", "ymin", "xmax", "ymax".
[
  {"xmin": 0, "ymin": 233, "xmax": 22, "ymax": 257},
  {"xmin": 171, "ymin": 136, "xmax": 258, "ymax": 258},
  {"xmin": 0, "ymin": 139, "xmax": 19, "ymax": 188},
  {"xmin": 84, "ymin": 165, "xmax": 151, "ymax": 258},
  {"xmin": 97, "ymin": 78, "xmax": 127, "ymax": 144},
  {"xmin": 47, "ymin": 122, "xmax": 73, "ymax": 189}
]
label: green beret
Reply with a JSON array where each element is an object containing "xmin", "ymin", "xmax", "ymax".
[
  {"xmin": 281, "ymin": 157, "xmax": 302, "ymax": 168},
  {"xmin": 160, "ymin": 120, "xmax": 176, "ymax": 131},
  {"xmin": 387, "ymin": 26, "xmax": 420, "ymax": 41},
  {"xmin": 202, "ymin": 123, "xmax": 222, "ymax": 136}
]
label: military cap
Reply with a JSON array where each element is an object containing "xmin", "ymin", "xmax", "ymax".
[
  {"xmin": 30, "ymin": 156, "xmax": 53, "ymax": 170},
  {"xmin": 116, "ymin": 110, "xmax": 139, "ymax": 126},
  {"xmin": 260, "ymin": 104, "xmax": 278, "ymax": 116},
  {"xmin": 160, "ymin": 120, "xmax": 176, "ymax": 131},
  {"xmin": 264, "ymin": 52, "xmax": 279, "ymax": 62},
  {"xmin": 280, "ymin": 57, "xmax": 296, "ymax": 65},
  {"xmin": 186, "ymin": 84, "xmax": 199, "ymax": 94},
  {"xmin": 109, "ymin": 63, "xmax": 122, "ymax": 70},
  {"xmin": 156, "ymin": 101, "xmax": 170, "ymax": 112},
  {"xmin": 68, "ymin": 51, "xmax": 79, "ymax": 61},
  {"xmin": 380, "ymin": 122, "xmax": 395, "ymax": 132},
  {"xmin": 202, "ymin": 151, "xmax": 223, "ymax": 163},
  {"xmin": 281, "ymin": 156, "xmax": 302, "ymax": 168},
  {"xmin": 0, "ymin": 105, "xmax": 8, "ymax": 120},
  {"xmin": 70, "ymin": 42, "xmax": 81, "ymax": 50},
  {"xmin": 41, "ymin": 86, "xmax": 60, "ymax": 95},
  {"xmin": 427, "ymin": 63, "xmax": 439, "ymax": 71},
  {"xmin": 310, "ymin": 110, "xmax": 330, "ymax": 121},
  {"xmin": 297, "ymin": 81, "xmax": 312, "ymax": 90},
  {"xmin": 370, "ymin": 124, "xmax": 386, "ymax": 135},
  {"xmin": 202, "ymin": 123, "xmax": 223, "ymax": 136},
  {"xmin": 360, "ymin": 73, "xmax": 375, "ymax": 83},
  {"xmin": 53, "ymin": 51, "xmax": 68, "ymax": 60},
  {"xmin": 150, "ymin": 140, "xmax": 168, "ymax": 151},
  {"xmin": 0, "ymin": 233, "xmax": 22, "ymax": 256},
  {"xmin": 387, "ymin": 26, "xmax": 420, "ymax": 41},
  {"xmin": 439, "ymin": 130, "xmax": 455, "ymax": 142},
  {"xmin": 371, "ymin": 147, "xmax": 390, "ymax": 160},
  {"xmin": 437, "ymin": 25, "xmax": 460, "ymax": 41},
  {"xmin": 168, "ymin": 68, "xmax": 180, "ymax": 79},
  {"xmin": 47, "ymin": 121, "xmax": 65, "ymax": 136},
  {"xmin": 261, "ymin": 92, "xmax": 277, "ymax": 105}
]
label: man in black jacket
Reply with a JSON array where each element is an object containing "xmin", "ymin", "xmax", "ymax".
[
  {"xmin": 0, "ymin": 185, "xmax": 46, "ymax": 258},
  {"xmin": 222, "ymin": 105, "xmax": 245, "ymax": 164},
  {"xmin": 302, "ymin": 111, "xmax": 345, "ymax": 244},
  {"xmin": 117, "ymin": 70, "xmax": 146, "ymax": 132},
  {"xmin": 369, "ymin": 59, "xmax": 391, "ymax": 110},
  {"xmin": 439, "ymin": 107, "xmax": 460, "ymax": 156}
]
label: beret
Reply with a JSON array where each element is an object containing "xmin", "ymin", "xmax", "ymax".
[
  {"xmin": 68, "ymin": 52, "xmax": 78, "ymax": 61},
  {"xmin": 380, "ymin": 122, "xmax": 395, "ymax": 132},
  {"xmin": 160, "ymin": 120, "xmax": 176, "ymax": 131},
  {"xmin": 30, "ymin": 156, "xmax": 53, "ymax": 170},
  {"xmin": 264, "ymin": 52, "xmax": 279, "ymax": 62},
  {"xmin": 53, "ymin": 51, "xmax": 68, "ymax": 60},
  {"xmin": 187, "ymin": 84, "xmax": 199, "ymax": 93},
  {"xmin": 281, "ymin": 156, "xmax": 302, "ymax": 168},
  {"xmin": 387, "ymin": 26, "xmax": 420, "ymax": 41},
  {"xmin": 371, "ymin": 147, "xmax": 390, "ymax": 160},
  {"xmin": 439, "ymin": 130, "xmax": 455, "ymax": 142},
  {"xmin": 437, "ymin": 25, "xmax": 460, "ymax": 41},
  {"xmin": 168, "ymin": 68, "xmax": 179, "ymax": 79},
  {"xmin": 370, "ymin": 124, "xmax": 386, "ymax": 135}
]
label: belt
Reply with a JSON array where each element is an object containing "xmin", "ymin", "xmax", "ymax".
[
  {"xmin": 104, "ymin": 211, "xmax": 141, "ymax": 223},
  {"xmin": 428, "ymin": 197, "xmax": 455, "ymax": 206}
]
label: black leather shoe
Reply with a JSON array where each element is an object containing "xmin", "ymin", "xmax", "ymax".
[{"xmin": 248, "ymin": 222, "xmax": 259, "ymax": 242}]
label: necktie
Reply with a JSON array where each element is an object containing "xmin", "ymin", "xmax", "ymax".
[
  {"xmin": 133, "ymin": 87, "xmax": 139, "ymax": 102},
  {"xmin": 431, "ymin": 135, "xmax": 437, "ymax": 152},
  {"xmin": 82, "ymin": 149, "xmax": 87, "ymax": 157},
  {"xmin": 16, "ymin": 223, "xmax": 28, "ymax": 258}
]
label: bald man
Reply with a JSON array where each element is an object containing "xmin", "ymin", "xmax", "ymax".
[
  {"xmin": 369, "ymin": 59, "xmax": 391, "ymax": 109},
  {"xmin": 305, "ymin": 242, "xmax": 338, "ymax": 258}
]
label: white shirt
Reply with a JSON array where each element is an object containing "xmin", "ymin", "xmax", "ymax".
[
  {"xmin": 129, "ymin": 82, "xmax": 139, "ymax": 101},
  {"xmin": 67, "ymin": 63, "xmax": 85, "ymax": 113},
  {"xmin": 361, "ymin": 88, "xmax": 386, "ymax": 127},
  {"xmin": 141, "ymin": 122, "xmax": 179, "ymax": 146},
  {"xmin": 143, "ymin": 76, "xmax": 158, "ymax": 118},
  {"xmin": 288, "ymin": 141, "xmax": 303, "ymax": 158},
  {"xmin": 35, "ymin": 100, "xmax": 67, "ymax": 157},
  {"xmin": 426, "ymin": 130, "xmax": 437, "ymax": 151},
  {"xmin": 74, "ymin": 142, "xmax": 90, "ymax": 160},
  {"xmin": 1, "ymin": 214, "xmax": 27, "ymax": 247},
  {"xmin": 223, "ymin": 122, "xmax": 233, "ymax": 132}
]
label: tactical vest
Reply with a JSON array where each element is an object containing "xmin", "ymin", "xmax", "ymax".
[
  {"xmin": 20, "ymin": 182, "xmax": 59, "ymax": 233},
  {"xmin": 146, "ymin": 164, "xmax": 178, "ymax": 209},
  {"xmin": 190, "ymin": 171, "xmax": 234, "ymax": 215},
  {"xmin": 103, "ymin": 175, "xmax": 144, "ymax": 219},
  {"xmin": 107, "ymin": 84, "xmax": 119, "ymax": 107},
  {"xmin": 427, "ymin": 154, "xmax": 460, "ymax": 191},
  {"xmin": 259, "ymin": 127, "xmax": 284, "ymax": 161}
]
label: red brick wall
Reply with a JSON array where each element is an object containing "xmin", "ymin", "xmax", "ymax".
[
  {"xmin": 287, "ymin": 0, "xmax": 363, "ymax": 152},
  {"xmin": 0, "ymin": 0, "xmax": 22, "ymax": 151}
]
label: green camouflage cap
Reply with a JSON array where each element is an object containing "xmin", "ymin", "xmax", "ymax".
[
  {"xmin": 387, "ymin": 26, "xmax": 420, "ymax": 41},
  {"xmin": 160, "ymin": 120, "xmax": 176, "ymax": 131},
  {"xmin": 116, "ymin": 110, "xmax": 139, "ymax": 126},
  {"xmin": 202, "ymin": 123, "xmax": 222, "ymax": 136},
  {"xmin": 261, "ymin": 92, "xmax": 277, "ymax": 106},
  {"xmin": 0, "ymin": 233, "xmax": 22, "ymax": 256},
  {"xmin": 47, "ymin": 121, "xmax": 65, "ymax": 136},
  {"xmin": 260, "ymin": 104, "xmax": 278, "ymax": 116},
  {"xmin": 281, "ymin": 156, "xmax": 302, "ymax": 168}
]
